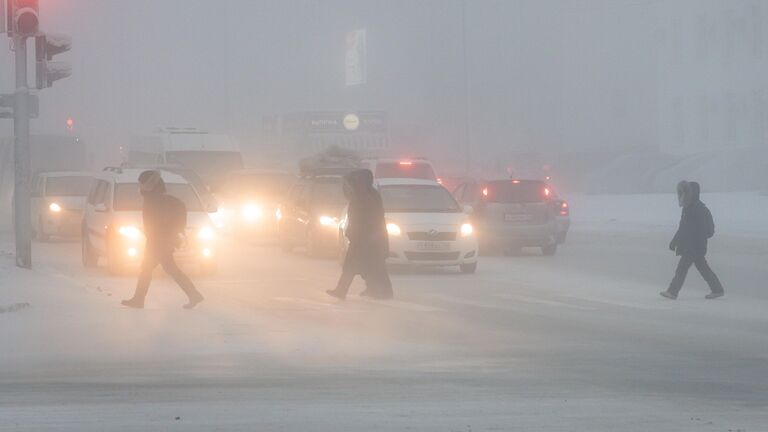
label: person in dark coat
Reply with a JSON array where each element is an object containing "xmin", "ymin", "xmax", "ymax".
[
  {"xmin": 661, "ymin": 181, "xmax": 724, "ymax": 300},
  {"xmin": 327, "ymin": 169, "xmax": 393, "ymax": 300},
  {"xmin": 121, "ymin": 170, "xmax": 204, "ymax": 309}
]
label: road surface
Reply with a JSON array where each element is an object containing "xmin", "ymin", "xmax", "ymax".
[{"xmin": 0, "ymin": 227, "xmax": 766, "ymax": 431}]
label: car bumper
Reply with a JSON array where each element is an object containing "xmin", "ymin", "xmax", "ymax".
[
  {"xmin": 478, "ymin": 222, "xmax": 557, "ymax": 247},
  {"xmin": 387, "ymin": 236, "xmax": 479, "ymax": 266},
  {"xmin": 42, "ymin": 211, "xmax": 83, "ymax": 237}
]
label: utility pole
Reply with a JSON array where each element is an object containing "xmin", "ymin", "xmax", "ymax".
[
  {"xmin": 460, "ymin": 0, "xmax": 472, "ymax": 175},
  {"xmin": 3, "ymin": 0, "xmax": 71, "ymax": 269},
  {"xmin": 13, "ymin": 34, "xmax": 32, "ymax": 268}
]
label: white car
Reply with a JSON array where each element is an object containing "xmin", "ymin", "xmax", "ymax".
[
  {"xmin": 81, "ymin": 168, "xmax": 219, "ymax": 275},
  {"xmin": 30, "ymin": 171, "xmax": 95, "ymax": 241},
  {"xmin": 340, "ymin": 179, "xmax": 479, "ymax": 273}
]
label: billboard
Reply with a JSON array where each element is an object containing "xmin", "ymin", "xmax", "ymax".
[{"xmin": 345, "ymin": 29, "xmax": 367, "ymax": 86}]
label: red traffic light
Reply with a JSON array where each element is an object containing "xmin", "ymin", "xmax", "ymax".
[
  {"xmin": 66, "ymin": 117, "xmax": 74, "ymax": 131},
  {"xmin": 11, "ymin": 0, "xmax": 39, "ymax": 36}
]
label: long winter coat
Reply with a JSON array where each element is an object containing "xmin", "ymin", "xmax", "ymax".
[
  {"xmin": 670, "ymin": 182, "xmax": 715, "ymax": 257},
  {"xmin": 142, "ymin": 192, "xmax": 187, "ymax": 255},
  {"xmin": 343, "ymin": 170, "xmax": 389, "ymax": 275}
]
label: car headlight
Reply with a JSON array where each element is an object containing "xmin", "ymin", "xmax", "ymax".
[
  {"xmin": 48, "ymin": 203, "xmax": 62, "ymax": 213},
  {"xmin": 386, "ymin": 222, "xmax": 401, "ymax": 236},
  {"xmin": 319, "ymin": 215, "xmax": 339, "ymax": 227},
  {"xmin": 241, "ymin": 204, "xmax": 263, "ymax": 221},
  {"xmin": 118, "ymin": 226, "xmax": 143, "ymax": 239},
  {"xmin": 197, "ymin": 226, "xmax": 216, "ymax": 241},
  {"xmin": 275, "ymin": 208, "xmax": 283, "ymax": 222},
  {"xmin": 460, "ymin": 222, "xmax": 474, "ymax": 237}
]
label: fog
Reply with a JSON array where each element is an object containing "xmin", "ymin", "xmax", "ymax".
[
  {"xmin": 2, "ymin": 0, "xmax": 766, "ymax": 186},
  {"xmin": 2, "ymin": 1, "xmax": 768, "ymax": 430}
]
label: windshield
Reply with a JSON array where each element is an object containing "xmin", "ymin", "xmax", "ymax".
[
  {"xmin": 312, "ymin": 179, "xmax": 346, "ymax": 205},
  {"xmin": 223, "ymin": 173, "xmax": 296, "ymax": 198},
  {"xmin": 380, "ymin": 185, "xmax": 461, "ymax": 213},
  {"xmin": 484, "ymin": 181, "xmax": 548, "ymax": 203},
  {"xmin": 45, "ymin": 176, "xmax": 93, "ymax": 197},
  {"xmin": 165, "ymin": 151, "xmax": 244, "ymax": 181},
  {"xmin": 375, "ymin": 162, "xmax": 436, "ymax": 180},
  {"xmin": 113, "ymin": 183, "xmax": 203, "ymax": 212}
]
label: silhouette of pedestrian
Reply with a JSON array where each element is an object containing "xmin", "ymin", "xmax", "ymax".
[
  {"xmin": 121, "ymin": 170, "xmax": 204, "ymax": 309},
  {"xmin": 327, "ymin": 169, "xmax": 393, "ymax": 300},
  {"xmin": 661, "ymin": 181, "xmax": 724, "ymax": 300}
]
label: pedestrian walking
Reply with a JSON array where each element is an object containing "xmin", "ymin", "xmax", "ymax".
[
  {"xmin": 121, "ymin": 170, "xmax": 204, "ymax": 309},
  {"xmin": 327, "ymin": 169, "xmax": 393, "ymax": 300},
  {"xmin": 661, "ymin": 181, "xmax": 724, "ymax": 300}
]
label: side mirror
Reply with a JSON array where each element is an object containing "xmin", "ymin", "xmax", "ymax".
[
  {"xmin": 94, "ymin": 203, "xmax": 108, "ymax": 213},
  {"xmin": 206, "ymin": 203, "xmax": 218, "ymax": 213},
  {"xmin": 463, "ymin": 205, "xmax": 474, "ymax": 214}
]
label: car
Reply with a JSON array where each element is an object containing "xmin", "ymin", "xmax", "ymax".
[
  {"xmin": 360, "ymin": 158, "xmax": 438, "ymax": 181},
  {"xmin": 453, "ymin": 178, "xmax": 559, "ymax": 255},
  {"xmin": 214, "ymin": 169, "xmax": 297, "ymax": 235},
  {"xmin": 81, "ymin": 167, "xmax": 219, "ymax": 275},
  {"xmin": 30, "ymin": 171, "xmax": 96, "ymax": 241},
  {"xmin": 277, "ymin": 173, "xmax": 348, "ymax": 256},
  {"xmin": 339, "ymin": 178, "xmax": 479, "ymax": 273}
]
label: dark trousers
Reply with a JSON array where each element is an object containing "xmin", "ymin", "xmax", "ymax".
[
  {"xmin": 668, "ymin": 255, "xmax": 724, "ymax": 296},
  {"xmin": 335, "ymin": 253, "xmax": 393, "ymax": 299},
  {"xmin": 131, "ymin": 249, "xmax": 201, "ymax": 302}
]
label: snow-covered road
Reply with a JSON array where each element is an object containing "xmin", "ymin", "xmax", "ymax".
[{"xmin": 1, "ymin": 224, "xmax": 767, "ymax": 431}]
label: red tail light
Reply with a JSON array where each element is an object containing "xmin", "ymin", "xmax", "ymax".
[
  {"xmin": 559, "ymin": 201, "xmax": 569, "ymax": 216},
  {"xmin": 544, "ymin": 187, "xmax": 551, "ymax": 197},
  {"xmin": 399, "ymin": 161, "xmax": 413, "ymax": 166},
  {"xmin": 482, "ymin": 187, "xmax": 489, "ymax": 197}
]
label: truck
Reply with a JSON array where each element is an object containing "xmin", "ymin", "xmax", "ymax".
[{"xmin": 128, "ymin": 128, "xmax": 244, "ymax": 190}]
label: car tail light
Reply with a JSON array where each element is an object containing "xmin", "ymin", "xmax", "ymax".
[
  {"xmin": 544, "ymin": 187, "xmax": 551, "ymax": 197},
  {"xmin": 559, "ymin": 201, "xmax": 569, "ymax": 216},
  {"xmin": 399, "ymin": 161, "xmax": 413, "ymax": 166},
  {"xmin": 482, "ymin": 187, "xmax": 489, "ymax": 197}
]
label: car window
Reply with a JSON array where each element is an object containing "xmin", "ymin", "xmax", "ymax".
[
  {"xmin": 45, "ymin": 176, "xmax": 94, "ymax": 197},
  {"xmin": 375, "ymin": 162, "xmax": 436, "ymax": 180},
  {"xmin": 483, "ymin": 180, "xmax": 548, "ymax": 204},
  {"xmin": 113, "ymin": 183, "xmax": 203, "ymax": 212},
  {"xmin": 311, "ymin": 179, "xmax": 346, "ymax": 205},
  {"xmin": 91, "ymin": 181, "xmax": 109, "ymax": 205},
  {"xmin": 380, "ymin": 185, "xmax": 462, "ymax": 213}
]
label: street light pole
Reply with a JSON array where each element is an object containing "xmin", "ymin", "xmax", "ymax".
[
  {"xmin": 460, "ymin": 0, "xmax": 472, "ymax": 175},
  {"xmin": 13, "ymin": 35, "xmax": 32, "ymax": 268}
]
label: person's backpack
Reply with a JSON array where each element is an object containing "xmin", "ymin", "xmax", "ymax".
[{"xmin": 704, "ymin": 207, "xmax": 715, "ymax": 239}]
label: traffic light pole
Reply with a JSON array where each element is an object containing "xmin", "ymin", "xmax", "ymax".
[{"xmin": 13, "ymin": 35, "xmax": 32, "ymax": 269}]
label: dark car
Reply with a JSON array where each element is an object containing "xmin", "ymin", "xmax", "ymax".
[
  {"xmin": 215, "ymin": 169, "xmax": 297, "ymax": 235},
  {"xmin": 277, "ymin": 174, "xmax": 348, "ymax": 256},
  {"xmin": 453, "ymin": 179, "xmax": 559, "ymax": 255}
]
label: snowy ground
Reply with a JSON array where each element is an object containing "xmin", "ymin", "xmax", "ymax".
[{"xmin": 1, "ymin": 193, "xmax": 767, "ymax": 431}]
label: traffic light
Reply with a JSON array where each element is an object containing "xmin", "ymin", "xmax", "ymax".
[
  {"xmin": 7, "ymin": 0, "xmax": 39, "ymax": 37},
  {"xmin": 66, "ymin": 117, "xmax": 74, "ymax": 131},
  {"xmin": 35, "ymin": 33, "xmax": 72, "ymax": 89}
]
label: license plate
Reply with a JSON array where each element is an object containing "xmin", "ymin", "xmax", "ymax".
[
  {"xmin": 504, "ymin": 213, "xmax": 533, "ymax": 223},
  {"xmin": 415, "ymin": 241, "xmax": 450, "ymax": 251}
]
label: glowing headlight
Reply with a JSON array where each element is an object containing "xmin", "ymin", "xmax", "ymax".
[
  {"xmin": 319, "ymin": 215, "xmax": 339, "ymax": 227},
  {"xmin": 386, "ymin": 223, "xmax": 401, "ymax": 236},
  {"xmin": 275, "ymin": 208, "xmax": 282, "ymax": 222},
  {"xmin": 241, "ymin": 204, "xmax": 263, "ymax": 221},
  {"xmin": 118, "ymin": 226, "xmax": 142, "ymax": 239},
  {"xmin": 460, "ymin": 222, "xmax": 474, "ymax": 237},
  {"xmin": 197, "ymin": 226, "xmax": 216, "ymax": 241},
  {"xmin": 48, "ymin": 203, "xmax": 62, "ymax": 213}
]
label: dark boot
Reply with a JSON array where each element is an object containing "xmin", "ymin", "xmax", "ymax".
[
  {"xmin": 705, "ymin": 292, "xmax": 724, "ymax": 300},
  {"xmin": 326, "ymin": 289, "xmax": 346, "ymax": 300},
  {"xmin": 660, "ymin": 291, "xmax": 677, "ymax": 300},
  {"xmin": 121, "ymin": 298, "xmax": 145, "ymax": 308},
  {"xmin": 183, "ymin": 293, "xmax": 204, "ymax": 310}
]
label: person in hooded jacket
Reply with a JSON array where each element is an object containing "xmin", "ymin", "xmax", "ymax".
[
  {"xmin": 661, "ymin": 181, "xmax": 724, "ymax": 300},
  {"xmin": 121, "ymin": 170, "xmax": 205, "ymax": 309},
  {"xmin": 327, "ymin": 169, "xmax": 393, "ymax": 300}
]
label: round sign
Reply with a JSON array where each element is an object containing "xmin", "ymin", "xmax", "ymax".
[{"xmin": 343, "ymin": 113, "xmax": 360, "ymax": 131}]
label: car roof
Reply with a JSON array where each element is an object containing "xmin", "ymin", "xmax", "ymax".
[
  {"xmin": 96, "ymin": 168, "xmax": 190, "ymax": 184},
  {"xmin": 375, "ymin": 178, "xmax": 442, "ymax": 187},
  {"xmin": 38, "ymin": 171, "xmax": 96, "ymax": 178}
]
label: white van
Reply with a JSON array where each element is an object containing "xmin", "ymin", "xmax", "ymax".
[{"xmin": 129, "ymin": 128, "xmax": 244, "ymax": 189}]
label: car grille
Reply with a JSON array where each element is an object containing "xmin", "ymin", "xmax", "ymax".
[
  {"xmin": 407, "ymin": 232, "xmax": 457, "ymax": 241},
  {"xmin": 404, "ymin": 251, "xmax": 461, "ymax": 261}
]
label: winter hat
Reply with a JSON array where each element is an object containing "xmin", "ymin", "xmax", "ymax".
[{"xmin": 138, "ymin": 170, "xmax": 166, "ymax": 195}]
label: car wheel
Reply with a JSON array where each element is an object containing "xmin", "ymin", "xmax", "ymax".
[
  {"xmin": 541, "ymin": 243, "xmax": 557, "ymax": 256},
  {"xmin": 460, "ymin": 262, "xmax": 478, "ymax": 274},
  {"xmin": 81, "ymin": 228, "xmax": 98, "ymax": 268}
]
